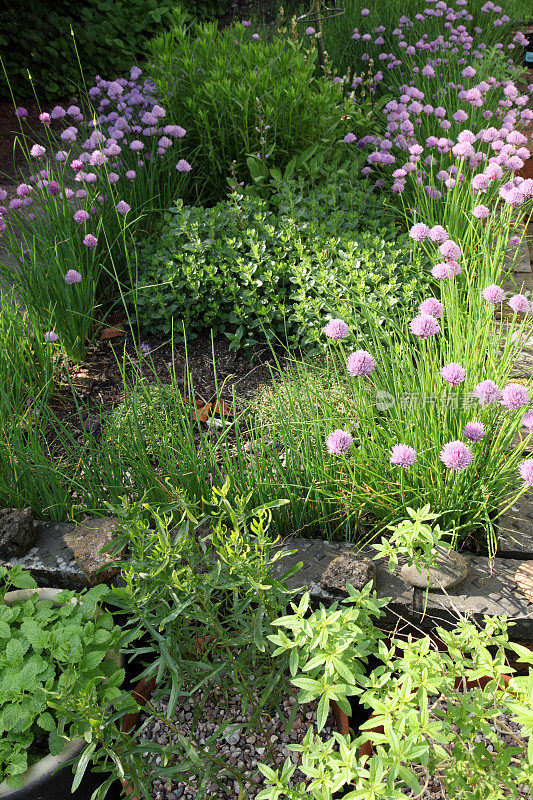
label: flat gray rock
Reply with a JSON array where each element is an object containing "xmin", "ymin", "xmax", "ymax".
[
  {"xmin": 400, "ymin": 546, "xmax": 468, "ymax": 590},
  {"xmin": 0, "ymin": 520, "xmax": 87, "ymax": 589},
  {"xmin": 498, "ymin": 497, "xmax": 533, "ymax": 560}
]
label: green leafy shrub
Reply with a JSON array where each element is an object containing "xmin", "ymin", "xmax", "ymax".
[
  {"xmin": 0, "ymin": 567, "xmax": 127, "ymax": 790},
  {"xmin": 147, "ymin": 16, "xmax": 343, "ymax": 202},
  {"xmin": 135, "ymin": 180, "xmax": 428, "ymax": 351},
  {"xmin": 0, "ymin": 0, "xmax": 180, "ymax": 100}
]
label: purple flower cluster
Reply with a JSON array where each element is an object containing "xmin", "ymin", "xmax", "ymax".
[
  {"xmin": 390, "ymin": 443, "xmax": 417, "ymax": 468},
  {"xmin": 440, "ymin": 440, "xmax": 473, "ymax": 471},
  {"xmin": 349, "ymin": 1, "xmax": 533, "ymax": 250},
  {"xmin": 346, "ymin": 350, "xmax": 376, "ymax": 376},
  {"xmin": 0, "ymin": 65, "xmax": 191, "ymax": 257},
  {"xmin": 439, "ymin": 362, "xmax": 466, "ymax": 386},
  {"xmin": 326, "ymin": 429, "xmax": 354, "ymax": 455}
]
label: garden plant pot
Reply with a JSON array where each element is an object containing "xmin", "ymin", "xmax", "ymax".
[
  {"xmin": 120, "ymin": 677, "xmax": 349, "ymax": 799},
  {"xmin": 0, "ymin": 588, "xmax": 121, "ymax": 800}
]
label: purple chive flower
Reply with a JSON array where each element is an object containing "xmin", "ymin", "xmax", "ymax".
[
  {"xmin": 508, "ymin": 294, "xmax": 531, "ymax": 314},
  {"xmin": 501, "ymin": 383, "xmax": 530, "ymax": 410},
  {"xmin": 509, "ymin": 236, "xmax": 520, "ymax": 248},
  {"xmin": 44, "ymin": 331, "xmax": 59, "ymax": 343},
  {"xmin": 51, "ymin": 105, "xmax": 66, "ymax": 119},
  {"xmin": 419, "ymin": 298, "xmax": 444, "ymax": 318},
  {"xmin": 47, "ymin": 181, "xmax": 61, "ymax": 197},
  {"xmin": 473, "ymin": 380, "xmax": 501, "ymax": 406},
  {"xmin": 344, "ymin": 132, "xmax": 356, "ymax": 143},
  {"xmin": 472, "ymin": 204, "xmax": 490, "ymax": 218},
  {"xmin": 116, "ymin": 200, "xmax": 131, "ymax": 215},
  {"xmin": 30, "ymin": 144, "xmax": 45, "ymax": 158},
  {"xmin": 361, "ymin": 8, "xmax": 370, "ymax": 15},
  {"xmin": 431, "ymin": 263, "xmax": 450, "ymax": 280},
  {"xmin": 129, "ymin": 140, "xmax": 144, "ymax": 151},
  {"xmin": 326, "ymin": 429, "xmax": 353, "ymax": 455},
  {"xmin": 39, "ymin": 112, "xmax": 50, "ymax": 125},
  {"xmin": 305, "ymin": 26, "xmax": 316, "ymax": 35},
  {"xmin": 462, "ymin": 421, "xmax": 486, "ymax": 442},
  {"xmin": 439, "ymin": 240, "xmax": 461, "ymax": 261},
  {"xmin": 176, "ymin": 159, "xmax": 192, "ymax": 172},
  {"xmin": 428, "ymin": 225, "xmax": 449, "ymax": 243},
  {"xmin": 15, "ymin": 107, "xmax": 28, "ymax": 118},
  {"xmin": 409, "ymin": 314, "xmax": 440, "ymax": 339},
  {"xmin": 522, "ymin": 410, "xmax": 533, "ymax": 430},
  {"xmin": 252, "ymin": 33, "xmax": 259, "ymax": 41},
  {"xmin": 390, "ymin": 444, "xmax": 417, "ymax": 468},
  {"xmin": 346, "ymin": 350, "xmax": 376, "ymax": 377},
  {"xmin": 440, "ymin": 440, "xmax": 473, "ymax": 471},
  {"xmin": 65, "ymin": 269, "xmax": 82, "ymax": 284},
  {"xmin": 519, "ymin": 460, "xmax": 533, "ymax": 486},
  {"xmin": 83, "ymin": 233, "xmax": 98, "ymax": 247},
  {"xmin": 440, "ymin": 362, "xmax": 466, "ymax": 386},
  {"xmin": 126, "ymin": 170, "xmax": 136, "ymax": 180},
  {"xmin": 73, "ymin": 210, "xmax": 89, "ymax": 224},
  {"xmin": 140, "ymin": 342, "xmax": 151, "ymax": 356},
  {"xmin": 324, "ymin": 318, "xmax": 350, "ymax": 340},
  {"xmin": 409, "ymin": 222, "xmax": 431, "ymax": 241},
  {"xmin": 482, "ymin": 284, "xmax": 506, "ymax": 305}
]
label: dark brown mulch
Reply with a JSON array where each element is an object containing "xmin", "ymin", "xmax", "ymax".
[{"xmin": 50, "ymin": 328, "xmax": 280, "ymax": 440}]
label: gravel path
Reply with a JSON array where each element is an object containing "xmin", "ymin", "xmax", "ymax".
[{"xmin": 137, "ymin": 686, "xmax": 335, "ymax": 799}]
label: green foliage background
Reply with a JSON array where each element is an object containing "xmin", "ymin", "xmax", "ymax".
[{"xmin": 0, "ymin": 0, "xmax": 228, "ymax": 100}]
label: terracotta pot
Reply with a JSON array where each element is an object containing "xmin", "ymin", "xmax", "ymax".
[
  {"xmin": 0, "ymin": 588, "xmax": 122, "ymax": 800},
  {"xmin": 358, "ymin": 673, "xmax": 512, "ymax": 760},
  {"xmin": 119, "ymin": 678, "xmax": 349, "ymax": 799}
]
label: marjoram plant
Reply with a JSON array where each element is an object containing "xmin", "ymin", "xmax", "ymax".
[{"xmin": 262, "ymin": 586, "xmax": 533, "ymax": 800}]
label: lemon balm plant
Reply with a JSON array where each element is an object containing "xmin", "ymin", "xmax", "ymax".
[{"xmin": 0, "ymin": 566, "xmax": 129, "ymax": 792}]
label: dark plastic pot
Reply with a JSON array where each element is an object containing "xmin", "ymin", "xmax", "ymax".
[
  {"xmin": 0, "ymin": 588, "xmax": 121, "ymax": 800},
  {"xmin": 120, "ymin": 677, "xmax": 349, "ymax": 799}
]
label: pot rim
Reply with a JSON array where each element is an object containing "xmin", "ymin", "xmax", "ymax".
[{"xmin": 0, "ymin": 587, "xmax": 120, "ymax": 798}]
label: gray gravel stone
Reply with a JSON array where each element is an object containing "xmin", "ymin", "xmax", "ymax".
[{"xmin": 320, "ymin": 551, "xmax": 375, "ymax": 595}]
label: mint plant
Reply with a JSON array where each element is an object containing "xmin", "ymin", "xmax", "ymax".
[{"xmin": 0, "ymin": 566, "xmax": 127, "ymax": 790}]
